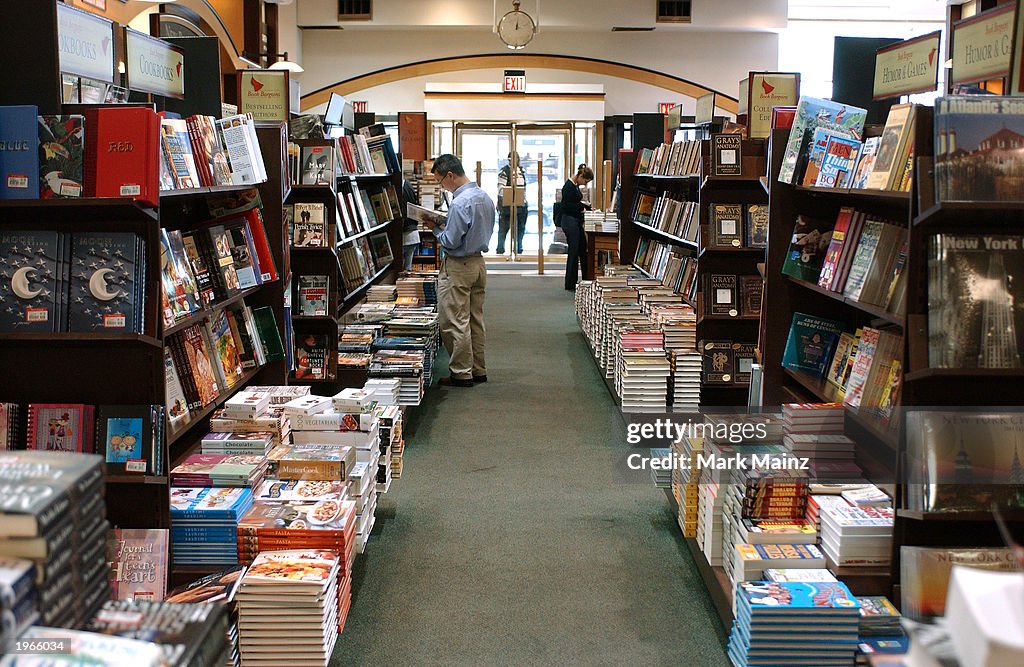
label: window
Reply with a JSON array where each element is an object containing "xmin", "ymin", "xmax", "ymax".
[
  {"xmin": 657, "ymin": 0, "xmax": 692, "ymax": 23},
  {"xmin": 338, "ymin": 0, "xmax": 372, "ymax": 21}
]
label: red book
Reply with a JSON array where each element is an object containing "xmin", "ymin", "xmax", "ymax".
[
  {"xmin": 243, "ymin": 208, "xmax": 278, "ymax": 283},
  {"xmin": 771, "ymin": 106, "xmax": 797, "ymax": 130},
  {"xmin": 818, "ymin": 207, "xmax": 855, "ymax": 290},
  {"xmin": 185, "ymin": 116, "xmax": 213, "ymax": 187},
  {"xmin": 84, "ymin": 107, "xmax": 160, "ymax": 207}
]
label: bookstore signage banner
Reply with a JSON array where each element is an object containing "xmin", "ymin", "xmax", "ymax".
[
  {"xmin": 746, "ymin": 72, "xmax": 800, "ymax": 139},
  {"xmin": 951, "ymin": 3, "xmax": 1015, "ymax": 84},
  {"xmin": 238, "ymin": 70, "xmax": 289, "ymax": 123},
  {"xmin": 873, "ymin": 31, "xmax": 941, "ymax": 99},
  {"xmin": 125, "ymin": 28, "xmax": 185, "ymax": 99},
  {"xmin": 56, "ymin": 3, "xmax": 115, "ymax": 83}
]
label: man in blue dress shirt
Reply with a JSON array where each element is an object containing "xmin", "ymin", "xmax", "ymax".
[{"xmin": 422, "ymin": 154, "xmax": 496, "ymax": 387}]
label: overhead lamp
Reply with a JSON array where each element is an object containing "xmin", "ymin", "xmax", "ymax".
[{"xmin": 244, "ymin": 51, "xmax": 304, "ymax": 73}]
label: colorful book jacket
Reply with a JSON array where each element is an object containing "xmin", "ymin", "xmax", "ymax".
[
  {"xmin": 781, "ymin": 215, "xmax": 833, "ymax": 282},
  {"xmin": 736, "ymin": 580, "xmax": 861, "ymax": 614},
  {"xmin": 778, "ymin": 97, "xmax": 867, "ymax": 185},
  {"xmin": 26, "ymin": 403, "xmax": 93, "ymax": 453},
  {"xmin": 38, "ymin": 115, "xmax": 84, "ymax": 198},
  {"xmin": 0, "ymin": 230, "xmax": 60, "ymax": 333},
  {"xmin": 68, "ymin": 232, "xmax": 139, "ymax": 333},
  {"xmin": 782, "ymin": 312, "xmax": 844, "ymax": 376},
  {"xmin": 106, "ymin": 528, "xmax": 169, "ymax": 602}
]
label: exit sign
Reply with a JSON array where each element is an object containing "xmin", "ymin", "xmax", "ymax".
[
  {"xmin": 504, "ymin": 69, "xmax": 526, "ymax": 93},
  {"xmin": 352, "ymin": 101, "xmax": 368, "ymax": 113},
  {"xmin": 659, "ymin": 103, "xmax": 675, "ymax": 114}
]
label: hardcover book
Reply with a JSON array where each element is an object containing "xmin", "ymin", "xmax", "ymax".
[
  {"xmin": 702, "ymin": 340, "xmax": 734, "ymax": 384},
  {"xmin": 26, "ymin": 403, "xmax": 93, "ymax": 453},
  {"xmin": 708, "ymin": 274, "xmax": 738, "ymax": 315},
  {"xmin": 83, "ymin": 106, "xmax": 161, "ymax": 207},
  {"xmin": 106, "ymin": 528, "xmax": 169, "ymax": 602},
  {"xmin": 900, "ymin": 546, "xmax": 1019, "ymax": 622},
  {"xmin": 928, "ymin": 234, "xmax": 1024, "ymax": 369},
  {"xmin": 0, "ymin": 230, "xmax": 60, "ymax": 333},
  {"xmin": 292, "ymin": 203, "xmax": 328, "ymax": 248},
  {"xmin": 294, "ymin": 333, "xmax": 330, "ymax": 381},
  {"xmin": 207, "ymin": 225, "xmax": 241, "ymax": 296},
  {"xmin": 712, "ymin": 134, "xmax": 743, "ymax": 176},
  {"xmin": 68, "ymin": 232, "xmax": 139, "ymax": 333},
  {"xmin": 815, "ymin": 134, "xmax": 862, "ymax": 189},
  {"xmin": 745, "ymin": 204, "xmax": 769, "ymax": 249},
  {"xmin": 817, "ymin": 207, "xmax": 857, "ymax": 291},
  {"xmin": 850, "ymin": 136, "xmax": 880, "ymax": 190},
  {"xmin": 733, "ymin": 342, "xmax": 757, "ymax": 384},
  {"xmin": 0, "ymin": 450, "xmax": 104, "ymax": 538},
  {"xmin": 935, "ymin": 96, "xmax": 1024, "ymax": 202},
  {"xmin": 778, "ymin": 96, "xmax": 867, "ymax": 185},
  {"xmin": 159, "ymin": 118, "xmax": 200, "ymax": 190},
  {"xmin": 179, "ymin": 324, "xmax": 222, "ymax": 406},
  {"xmin": 301, "ymin": 145, "xmax": 334, "ymax": 187},
  {"xmin": 159, "ymin": 229, "xmax": 201, "ymax": 326},
  {"xmin": 165, "ymin": 565, "xmax": 244, "ymax": 604},
  {"xmin": 96, "ymin": 405, "xmax": 157, "ymax": 474},
  {"xmin": 710, "ymin": 204, "xmax": 744, "ymax": 248},
  {"xmin": 38, "ymin": 115, "xmax": 84, "ymax": 198},
  {"xmin": 782, "ymin": 312, "xmax": 844, "ymax": 376},
  {"xmin": 739, "ymin": 275, "xmax": 763, "ymax": 316},
  {"xmin": 298, "ymin": 275, "xmax": 329, "ymax": 317},
  {"xmin": 89, "ymin": 599, "xmax": 227, "ymax": 667},
  {"xmin": 207, "ymin": 310, "xmax": 244, "ymax": 390},
  {"xmin": 867, "ymin": 104, "xmax": 915, "ymax": 191},
  {"xmin": 227, "ymin": 221, "xmax": 260, "ymax": 289},
  {"xmin": 781, "ymin": 215, "xmax": 833, "ymax": 282},
  {"xmin": 0, "ymin": 105, "xmax": 39, "ymax": 199}
]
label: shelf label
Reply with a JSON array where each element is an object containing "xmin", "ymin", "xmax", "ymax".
[
  {"xmin": 238, "ymin": 70, "xmax": 290, "ymax": 123},
  {"xmin": 125, "ymin": 28, "xmax": 185, "ymax": 99},
  {"xmin": 951, "ymin": 3, "xmax": 1015, "ymax": 85},
  {"xmin": 57, "ymin": 3, "xmax": 115, "ymax": 83},
  {"xmin": 125, "ymin": 459, "xmax": 147, "ymax": 473},
  {"xmin": 874, "ymin": 31, "xmax": 941, "ymax": 99}
]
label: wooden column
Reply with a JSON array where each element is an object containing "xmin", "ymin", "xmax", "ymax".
[{"xmin": 537, "ymin": 159, "xmax": 544, "ymax": 275}]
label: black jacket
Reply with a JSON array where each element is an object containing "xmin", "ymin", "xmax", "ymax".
[{"xmin": 560, "ymin": 178, "xmax": 588, "ymax": 218}]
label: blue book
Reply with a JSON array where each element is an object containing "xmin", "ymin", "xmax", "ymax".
[
  {"xmin": 170, "ymin": 524, "xmax": 238, "ymax": 543},
  {"xmin": 68, "ymin": 232, "xmax": 140, "ymax": 333},
  {"xmin": 0, "ymin": 105, "xmax": 40, "ymax": 199},
  {"xmin": 0, "ymin": 230, "xmax": 60, "ymax": 332},
  {"xmin": 736, "ymin": 580, "xmax": 861, "ymax": 616},
  {"xmin": 778, "ymin": 97, "xmax": 867, "ymax": 185},
  {"xmin": 782, "ymin": 312, "xmax": 844, "ymax": 377},
  {"xmin": 169, "ymin": 487, "xmax": 254, "ymax": 520},
  {"xmin": 816, "ymin": 134, "xmax": 862, "ymax": 189}
]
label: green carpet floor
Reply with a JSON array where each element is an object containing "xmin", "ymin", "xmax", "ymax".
[{"xmin": 332, "ymin": 274, "xmax": 729, "ymax": 665}]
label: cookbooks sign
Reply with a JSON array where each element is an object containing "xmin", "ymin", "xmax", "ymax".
[
  {"xmin": 125, "ymin": 28, "xmax": 184, "ymax": 99},
  {"xmin": 57, "ymin": 3, "xmax": 115, "ymax": 83},
  {"xmin": 238, "ymin": 70, "xmax": 290, "ymax": 123}
]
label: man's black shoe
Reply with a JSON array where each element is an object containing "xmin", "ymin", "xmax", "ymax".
[
  {"xmin": 472, "ymin": 375, "xmax": 488, "ymax": 383},
  {"xmin": 439, "ymin": 376, "xmax": 474, "ymax": 387}
]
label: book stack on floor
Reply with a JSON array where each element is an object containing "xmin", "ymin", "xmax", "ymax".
[
  {"xmin": 236, "ymin": 550, "xmax": 341, "ymax": 666},
  {"xmin": 782, "ymin": 403, "xmax": 862, "ymax": 481},
  {"xmin": 649, "ymin": 448, "xmax": 672, "ymax": 489},
  {"xmin": 818, "ymin": 486, "xmax": 894, "ymax": 571},
  {"xmin": 603, "ymin": 303, "xmax": 647, "ymax": 379},
  {"xmin": 349, "ymin": 460, "xmax": 378, "ymax": 553},
  {"xmin": 672, "ymin": 436, "xmax": 703, "ymax": 538},
  {"xmin": 170, "ymin": 487, "xmax": 253, "ymax": 566},
  {"xmin": 337, "ymin": 324, "xmax": 379, "ymax": 370},
  {"xmin": 855, "ymin": 596, "xmax": 906, "ymax": 664},
  {"xmin": 368, "ymin": 350, "xmax": 425, "ymax": 405},
  {"xmin": 378, "ymin": 405, "xmax": 403, "ymax": 486},
  {"xmin": 615, "ymin": 327, "xmax": 670, "ymax": 413},
  {"xmin": 170, "ymin": 453, "xmax": 268, "ymax": 491},
  {"xmin": 372, "ymin": 336, "xmax": 434, "ymax": 390},
  {"xmin": 648, "ymin": 304, "xmax": 700, "ymax": 411},
  {"xmin": 365, "ymin": 285, "xmax": 396, "ymax": 303},
  {"xmin": 166, "ymin": 566, "xmax": 246, "ymax": 667},
  {"xmin": 0, "ymin": 451, "xmax": 108, "ymax": 630},
  {"xmin": 727, "ymin": 580, "xmax": 862, "ymax": 667},
  {"xmin": 382, "ymin": 313, "xmax": 440, "ymax": 384},
  {"xmin": 88, "ymin": 599, "xmax": 230, "ymax": 666}
]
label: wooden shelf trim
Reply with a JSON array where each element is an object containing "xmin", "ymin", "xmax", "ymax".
[
  {"xmin": 338, "ymin": 220, "xmax": 393, "ymax": 246},
  {"xmin": 791, "ymin": 184, "xmax": 911, "ymax": 204},
  {"xmin": 904, "ymin": 367, "xmax": 1024, "ymax": 382},
  {"xmin": 784, "ymin": 275, "xmax": 904, "ymax": 327},
  {"xmin": 159, "ymin": 183, "xmax": 263, "ymax": 200},
  {"xmin": 0, "ymin": 332, "xmax": 162, "ymax": 348},
  {"xmin": 632, "ymin": 221, "xmax": 698, "ymax": 249}
]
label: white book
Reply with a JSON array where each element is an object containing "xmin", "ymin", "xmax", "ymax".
[
  {"xmin": 281, "ymin": 395, "xmax": 333, "ymax": 417},
  {"xmin": 217, "ymin": 114, "xmax": 263, "ymax": 185}
]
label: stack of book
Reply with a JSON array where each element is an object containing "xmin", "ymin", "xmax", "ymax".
[
  {"xmin": 363, "ymin": 378, "xmax": 401, "ymax": 405},
  {"xmin": 583, "ymin": 210, "xmax": 619, "ymax": 232},
  {"xmin": 697, "ymin": 467, "xmax": 727, "ymax": 567},
  {"xmin": 818, "ymin": 494, "xmax": 894, "ymax": 569},
  {"xmin": 169, "ymin": 487, "xmax": 254, "ymax": 565},
  {"xmin": 615, "ymin": 327, "xmax": 670, "ymax": 412},
  {"xmin": 672, "ymin": 436, "xmax": 703, "ymax": 538},
  {"xmin": 378, "ymin": 405, "xmax": 403, "ymax": 487},
  {"xmin": 236, "ymin": 550, "xmax": 341, "ymax": 666},
  {"xmin": 649, "ymin": 448, "xmax": 672, "ymax": 488},
  {"xmin": 0, "ymin": 451, "xmax": 108, "ymax": 628},
  {"xmin": 782, "ymin": 403, "xmax": 861, "ymax": 481},
  {"xmin": 730, "ymin": 542, "xmax": 827, "ymax": 585},
  {"xmin": 166, "ymin": 566, "xmax": 246, "ymax": 667},
  {"xmin": 170, "ymin": 454, "xmax": 268, "ymax": 490},
  {"xmin": 395, "ymin": 273, "xmax": 439, "ymax": 307},
  {"xmin": 368, "ymin": 350, "xmax": 425, "ymax": 405},
  {"xmin": 727, "ymin": 580, "xmax": 862, "ymax": 666},
  {"xmin": 201, "ymin": 432, "xmax": 277, "ymax": 457},
  {"xmin": 88, "ymin": 599, "xmax": 230, "ymax": 666},
  {"xmin": 0, "ymin": 557, "xmax": 36, "ymax": 650},
  {"xmin": 373, "ymin": 335, "xmax": 435, "ymax": 388},
  {"xmin": 365, "ymin": 285, "xmax": 396, "ymax": 303},
  {"xmin": 349, "ymin": 461, "xmax": 378, "ymax": 553}
]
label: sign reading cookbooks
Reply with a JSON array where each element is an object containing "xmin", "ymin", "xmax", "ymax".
[
  {"xmin": 873, "ymin": 31, "xmax": 941, "ymax": 99},
  {"xmin": 951, "ymin": 3, "xmax": 1015, "ymax": 85},
  {"xmin": 125, "ymin": 28, "xmax": 184, "ymax": 99},
  {"xmin": 56, "ymin": 3, "xmax": 115, "ymax": 83},
  {"xmin": 745, "ymin": 72, "xmax": 800, "ymax": 139},
  {"xmin": 238, "ymin": 70, "xmax": 290, "ymax": 123}
]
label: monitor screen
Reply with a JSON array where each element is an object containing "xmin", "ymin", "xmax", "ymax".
[{"xmin": 323, "ymin": 92, "xmax": 353, "ymax": 131}]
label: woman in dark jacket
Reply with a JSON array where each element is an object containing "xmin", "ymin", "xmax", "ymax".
[{"xmin": 560, "ymin": 164, "xmax": 594, "ymax": 291}]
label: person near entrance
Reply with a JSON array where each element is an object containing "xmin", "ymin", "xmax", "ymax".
[
  {"xmin": 561, "ymin": 163, "xmax": 594, "ymax": 291},
  {"xmin": 423, "ymin": 154, "xmax": 496, "ymax": 387},
  {"xmin": 496, "ymin": 152, "xmax": 528, "ymax": 255}
]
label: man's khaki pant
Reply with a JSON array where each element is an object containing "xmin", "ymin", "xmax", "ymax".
[{"xmin": 438, "ymin": 255, "xmax": 487, "ymax": 380}]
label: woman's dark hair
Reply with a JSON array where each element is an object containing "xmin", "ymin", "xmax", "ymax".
[{"xmin": 576, "ymin": 164, "xmax": 594, "ymax": 180}]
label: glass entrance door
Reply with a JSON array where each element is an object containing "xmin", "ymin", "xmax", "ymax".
[
  {"xmin": 455, "ymin": 125, "xmax": 511, "ymax": 259},
  {"xmin": 515, "ymin": 126, "xmax": 572, "ymax": 260}
]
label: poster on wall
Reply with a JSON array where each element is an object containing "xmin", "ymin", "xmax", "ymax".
[
  {"xmin": 745, "ymin": 72, "xmax": 800, "ymax": 139},
  {"xmin": 125, "ymin": 28, "xmax": 185, "ymax": 99},
  {"xmin": 238, "ymin": 70, "xmax": 290, "ymax": 123},
  {"xmin": 57, "ymin": 2, "xmax": 115, "ymax": 83}
]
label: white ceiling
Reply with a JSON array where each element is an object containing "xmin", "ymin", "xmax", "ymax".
[{"xmin": 788, "ymin": 0, "xmax": 947, "ymax": 22}]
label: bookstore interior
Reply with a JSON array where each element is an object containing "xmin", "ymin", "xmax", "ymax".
[{"xmin": 3, "ymin": 0, "xmax": 1024, "ymax": 665}]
